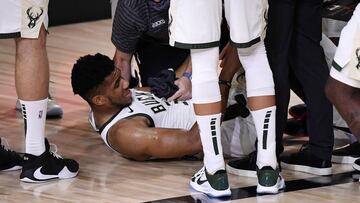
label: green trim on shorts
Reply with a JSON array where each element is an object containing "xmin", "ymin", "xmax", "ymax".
[
  {"xmin": 332, "ymin": 60, "xmax": 343, "ymax": 71},
  {"xmin": 230, "ymin": 37, "xmax": 261, "ymax": 48},
  {"xmin": 174, "ymin": 41, "xmax": 220, "ymax": 49},
  {"xmin": 0, "ymin": 32, "xmax": 21, "ymax": 39}
]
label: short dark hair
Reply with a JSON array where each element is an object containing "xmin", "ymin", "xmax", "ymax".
[{"xmin": 71, "ymin": 53, "xmax": 115, "ymax": 103}]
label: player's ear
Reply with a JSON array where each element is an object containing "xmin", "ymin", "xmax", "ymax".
[{"xmin": 91, "ymin": 95, "xmax": 108, "ymax": 106}]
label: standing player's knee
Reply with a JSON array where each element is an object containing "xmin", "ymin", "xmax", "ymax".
[
  {"xmin": 191, "ymin": 48, "xmax": 221, "ymax": 103},
  {"xmin": 237, "ymin": 42, "xmax": 275, "ymax": 97}
]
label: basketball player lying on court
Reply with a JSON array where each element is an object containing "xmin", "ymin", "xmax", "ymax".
[{"xmin": 71, "ymin": 53, "xmax": 256, "ymax": 161}]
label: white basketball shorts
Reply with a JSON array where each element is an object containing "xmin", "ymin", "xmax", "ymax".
[
  {"xmin": 169, "ymin": 0, "xmax": 268, "ymax": 49},
  {"xmin": 0, "ymin": 0, "xmax": 49, "ymax": 39},
  {"xmin": 330, "ymin": 4, "xmax": 360, "ymax": 88}
]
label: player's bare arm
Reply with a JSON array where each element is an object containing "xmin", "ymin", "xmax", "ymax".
[
  {"xmin": 107, "ymin": 116, "xmax": 201, "ymax": 161},
  {"xmin": 113, "ymin": 49, "xmax": 132, "ymax": 81}
]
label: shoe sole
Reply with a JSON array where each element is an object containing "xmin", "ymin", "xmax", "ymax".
[
  {"xmin": 257, "ymin": 176, "xmax": 286, "ymax": 194},
  {"xmin": 226, "ymin": 164, "xmax": 257, "ymax": 178},
  {"xmin": 281, "ymin": 162, "xmax": 332, "ymax": 176},
  {"xmin": 1, "ymin": 165, "xmax": 22, "ymax": 172},
  {"xmin": 332, "ymin": 155, "xmax": 359, "ymax": 164},
  {"xmin": 20, "ymin": 167, "xmax": 78, "ymax": 183},
  {"xmin": 189, "ymin": 181, "xmax": 231, "ymax": 198}
]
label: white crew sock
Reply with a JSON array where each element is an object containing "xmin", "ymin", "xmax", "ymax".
[
  {"xmin": 19, "ymin": 98, "xmax": 47, "ymax": 156},
  {"xmin": 251, "ymin": 106, "xmax": 277, "ymax": 169},
  {"xmin": 196, "ymin": 113, "xmax": 225, "ymax": 174}
]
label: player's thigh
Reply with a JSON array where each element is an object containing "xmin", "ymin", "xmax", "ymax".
[
  {"xmin": 224, "ymin": 0, "xmax": 268, "ymax": 48},
  {"xmin": 169, "ymin": 0, "xmax": 222, "ymax": 49}
]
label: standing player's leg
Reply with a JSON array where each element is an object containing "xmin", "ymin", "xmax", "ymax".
[
  {"xmin": 169, "ymin": 0, "xmax": 230, "ymax": 197},
  {"xmin": 15, "ymin": 25, "xmax": 49, "ymax": 156},
  {"xmin": 224, "ymin": 0, "xmax": 284, "ymax": 194},
  {"xmin": 12, "ymin": 0, "xmax": 78, "ymax": 182}
]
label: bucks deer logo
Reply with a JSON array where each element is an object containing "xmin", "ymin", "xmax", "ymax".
[{"xmin": 26, "ymin": 7, "xmax": 44, "ymax": 29}]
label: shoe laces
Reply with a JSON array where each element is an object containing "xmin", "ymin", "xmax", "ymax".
[
  {"xmin": 0, "ymin": 138, "xmax": 20, "ymax": 158},
  {"xmin": 49, "ymin": 143, "xmax": 62, "ymax": 159}
]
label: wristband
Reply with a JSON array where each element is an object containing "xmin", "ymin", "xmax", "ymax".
[
  {"xmin": 218, "ymin": 80, "xmax": 231, "ymax": 88},
  {"xmin": 182, "ymin": 71, "xmax": 192, "ymax": 80}
]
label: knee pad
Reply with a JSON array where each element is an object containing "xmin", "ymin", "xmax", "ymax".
[
  {"xmin": 191, "ymin": 47, "xmax": 221, "ymax": 104},
  {"xmin": 237, "ymin": 41, "xmax": 275, "ymax": 97}
]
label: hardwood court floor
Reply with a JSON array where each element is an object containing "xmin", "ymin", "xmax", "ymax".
[{"xmin": 0, "ymin": 20, "xmax": 359, "ymax": 203}]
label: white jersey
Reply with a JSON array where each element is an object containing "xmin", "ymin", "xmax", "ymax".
[
  {"xmin": 89, "ymin": 89, "xmax": 258, "ymax": 158},
  {"xmin": 89, "ymin": 90, "xmax": 196, "ymax": 150}
]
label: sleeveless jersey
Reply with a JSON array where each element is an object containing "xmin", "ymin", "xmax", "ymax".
[{"xmin": 89, "ymin": 89, "xmax": 196, "ymax": 150}]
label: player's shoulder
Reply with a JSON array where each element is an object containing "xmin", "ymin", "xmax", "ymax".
[{"xmin": 111, "ymin": 114, "xmax": 150, "ymax": 134}]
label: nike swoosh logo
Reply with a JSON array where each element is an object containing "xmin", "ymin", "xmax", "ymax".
[
  {"xmin": 33, "ymin": 166, "xmax": 58, "ymax": 180},
  {"xmin": 128, "ymin": 107, "xmax": 134, "ymax": 113},
  {"xmin": 196, "ymin": 178, "xmax": 207, "ymax": 185}
]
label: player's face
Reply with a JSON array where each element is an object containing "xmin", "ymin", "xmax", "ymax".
[{"xmin": 104, "ymin": 69, "xmax": 132, "ymax": 106}]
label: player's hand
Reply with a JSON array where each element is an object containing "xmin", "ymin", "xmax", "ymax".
[{"xmin": 167, "ymin": 76, "xmax": 192, "ymax": 101}]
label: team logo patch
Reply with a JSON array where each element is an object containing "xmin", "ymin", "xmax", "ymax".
[
  {"xmin": 356, "ymin": 48, "xmax": 360, "ymax": 70},
  {"xmin": 26, "ymin": 7, "xmax": 44, "ymax": 29},
  {"xmin": 152, "ymin": 19, "xmax": 166, "ymax": 28}
]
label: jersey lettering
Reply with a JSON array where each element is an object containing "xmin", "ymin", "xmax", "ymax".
[
  {"xmin": 135, "ymin": 91, "xmax": 166, "ymax": 114},
  {"xmin": 151, "ymin": 105, "xmax": 166, "ymax": 113}
]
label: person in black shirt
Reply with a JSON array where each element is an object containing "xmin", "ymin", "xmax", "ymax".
[{"xmin": 111, "ymin": 0, "xmax": 191, "ymax": 101}]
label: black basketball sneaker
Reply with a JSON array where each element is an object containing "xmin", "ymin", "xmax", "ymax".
[
  {"xmin": 288, "ymin": 104, "xmax": 307, "ymax": 120},
  {"xmin": 353, "ymin": 158, "xmax": 360, "ymax": 172},
  {"xmin": 226, "ymin": 151, "xmax": 257, "ymax": 177},
  {"xmin": 332, "ymin": 142, "xmax": 360, "ymax": 164},
  {"xmin": 281, "ymin": 145, "xmax": 332, "ymax": 176},
  {"xmin": 0, "ymin": 138, "xmax": 22, "ymax": 172},
  {"xmin": 20, "ymin": 139, "xmax": 79, "ymax": 183}
]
